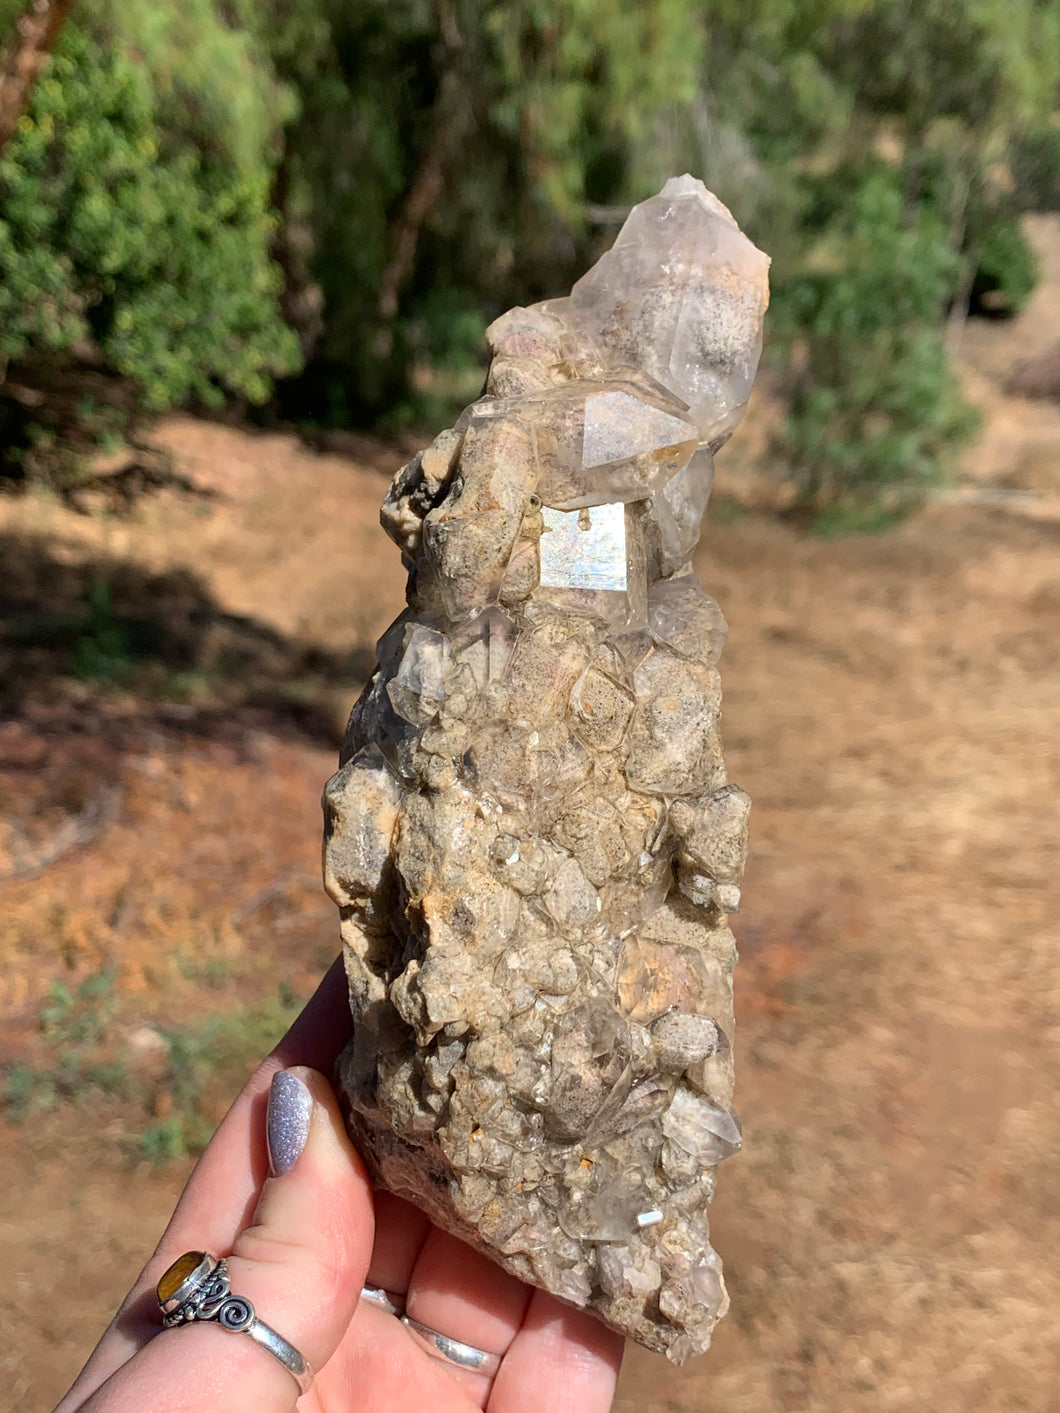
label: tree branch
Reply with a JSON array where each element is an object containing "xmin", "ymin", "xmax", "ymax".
[
  {"xmin": 0, "ymin": 0, "xmax": 73, "ymax": 155},
  {"xmin": 373, "ymin": 1, "xmax": 466, "ymax": 358}
]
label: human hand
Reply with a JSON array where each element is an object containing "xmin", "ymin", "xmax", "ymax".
[{"xmin": 54, "ymin": 958, "xmax": 624, "ymax": 1413}]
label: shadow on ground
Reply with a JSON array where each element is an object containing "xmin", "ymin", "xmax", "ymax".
[
  {"xmin": 0, "ymin": 530, "xmax": 377, "ymax": 742},
  {"xmin": 0, "ymin": 529, "xmax": 381, "ymax": 888}
]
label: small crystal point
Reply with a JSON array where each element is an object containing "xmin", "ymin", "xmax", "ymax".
[
  {"xmin": 477, "ymin": 380, "xmax": 698, "ymax": 511},
  {"xmin": 579, "ymin": 385, "xmax": 699, "ymax": 500},
  {"xmin": 451, "ymin": 606, "xmax": 517, "ymax": 691},
  {"xmin": 386, "ymin": 626, "xmax": 450, "ymax": 724},
  {"xmin": 648, "ymin": 575, "xmax": 728, "ymax": 665},
  {"xmin": 662, "ymin": 1087, "xmax": 743, "ymax": 1164},
  {"xmin": 652, "ymin": 447, "xmax": 716, "ymax": 574},
  {"xmin": 558, "ymin": 174, "xmax": 769, "ymax": 448}
]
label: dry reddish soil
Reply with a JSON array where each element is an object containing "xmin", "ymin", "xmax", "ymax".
[{"xmin": 2, "ymin": 224, "xmax": 1059, "ymax": 1413}]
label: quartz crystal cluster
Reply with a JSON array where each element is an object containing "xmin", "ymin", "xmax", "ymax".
[{"xmin": 324, "ymin": 176, "xmax": 769, "ymax": 1362}]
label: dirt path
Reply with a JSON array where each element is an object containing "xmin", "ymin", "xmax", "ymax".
[
  {"xmin": 3, "ymin": 227, "xmax": 1059, "ymax": 1411},
  {"xmin": 619, "ymin": 503, "xmax": 1060, "ymax": 1412}
]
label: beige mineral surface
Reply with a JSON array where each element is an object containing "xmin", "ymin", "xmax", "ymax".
[{"xmin": 324, "ymin": 176, "xmax": 769, "ymax": 1362}]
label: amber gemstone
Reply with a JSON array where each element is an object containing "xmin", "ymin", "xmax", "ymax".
[{"xmin": 157, "ymin": 1251, "xmax": 206, "ymax": 1304}]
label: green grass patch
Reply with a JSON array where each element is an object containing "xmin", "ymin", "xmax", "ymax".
[
  {"xmin": 2, "ymin": 969, "xmax": 305, "ymax": 1164},
  {"xmin": 140, "ymin": 987, "xmax": 302, "ymax": 1163},
  {"xmin": 3, "ymin": 969, "xmax": 132, "ymax": 1117}
]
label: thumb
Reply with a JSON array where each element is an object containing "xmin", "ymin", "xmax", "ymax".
[
  {"xmin": 89, "ymin": 1068, "xmax": 374, "ymax": 1412},
  {"xmin": 230, "ymin": 1067, "xmax": 376, "ymax": 1380}
]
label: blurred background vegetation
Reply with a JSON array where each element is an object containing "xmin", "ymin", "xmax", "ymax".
[{"xmin": 1, "ymin": 0, "xmax": 1059, "ymax": 526}]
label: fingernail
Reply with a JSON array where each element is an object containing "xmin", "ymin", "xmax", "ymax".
[{"xmin": 267, "ymin": 1070, "xmax": 313, "ymax": 1176}]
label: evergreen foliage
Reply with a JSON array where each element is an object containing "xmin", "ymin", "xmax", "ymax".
[
  {"xmin": 254, "ymin": 0, "xmax": 1059, "ymax": 519},
  {"xmin": 687, "ymin": 0, "xmax": 1059, "ymax": 521},
  {"xmin": 1, "ymin": 0, "xmax": 1058, "ymax": 522},
  {"xmin": 771, "ymin": 167, "xmax": 980, "ymax": 527},
  {"xmin": 245, "ymin": 0, "xmax": 706, "ymax": 423},
  {"xmin": 0, "ymin": 1, "xmax": 299, "ymax": 481}
]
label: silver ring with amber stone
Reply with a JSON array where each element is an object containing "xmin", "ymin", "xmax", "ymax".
[{"xmin": 156, "ymin": 1251, "xmax": 314, "ymax": 1396}]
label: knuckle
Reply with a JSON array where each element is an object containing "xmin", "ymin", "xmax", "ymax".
[
  {"xmin": 234, "ymin": 1222, "xmax": 357, "ymax": 1302},
  {"xmin": 234, "ymin": 1223, "xmax": 305, "ymax": 1271}
]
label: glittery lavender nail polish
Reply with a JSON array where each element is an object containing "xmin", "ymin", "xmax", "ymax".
[{"xmin": 267, "ymin": 1070, "xmax": 312, "ymax": 1177}]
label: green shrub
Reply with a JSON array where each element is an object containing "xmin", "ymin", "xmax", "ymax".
[
  {"xmin": 1010, "ymin": 124, "xmax": 1060, "ymax": 212},
  {"xmin": 771, "ymin": 169, "xmax": 980, "ymax": 523},
  {"xmin": 251, "ymin": 0, "xmax": 706, "ymax": 426},
  {"xmin": 971, "ymin": 215, "xmax": 1040, "ymax": 317},
  {"xmin": 0, "ymin": 4, "xmax": 300, "ymax": 481}
]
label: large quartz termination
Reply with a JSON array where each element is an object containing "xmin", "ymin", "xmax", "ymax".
[{"xmin": 324, "ymin": 177, "xmax": 769, "ymax": 1363}]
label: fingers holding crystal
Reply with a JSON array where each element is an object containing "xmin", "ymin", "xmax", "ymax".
[
  {"xmin": 87, "ymin": 1069, "xmax": 373, "ymax": 1413},
  {"xmin": 53, "ymin": 964, "xmax": 356, "ymax": 1413},
  {"xmin": 363, "ymin": 1190, "xmax": 431, "ymax": 1301},
  {"xmin": 401, "ymin": 1229, "xmax": 531, "ymax": 1395},
  {"xmin": 487, "ymin": 1289, "xmax": 624, "ymax": 1413}
]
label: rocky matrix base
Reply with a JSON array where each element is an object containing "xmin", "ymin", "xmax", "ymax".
[{"xmin": 324, "ymin": 177, "xmax": 769, "ymax": 1363}]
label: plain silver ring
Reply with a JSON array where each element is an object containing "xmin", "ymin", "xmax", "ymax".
[
  {"xmin": 360, "ymin": 1283, "xmax": 406, "ymax": 1317},
  {"xmin": 401, "ymin": 1314, "xmax": 503, "ymax": 1377},
  {"xmin": 156, "ymin": 1251, "xmax": 313, "ymax": 1396}
]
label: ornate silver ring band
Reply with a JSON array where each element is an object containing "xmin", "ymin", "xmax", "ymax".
[
  {"xmin": 156, "ymin": 1251, "xmax": 313, "ymax": 1397},
  {"xmin": 401, "ymin": 1313, "xmax": 503, "ymax": 1378}
]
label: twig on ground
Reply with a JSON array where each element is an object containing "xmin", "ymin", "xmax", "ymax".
[
  {"xmin": 228, "ymin": 873, "xmax": 321, "ymax": 929},
  {"xmin": 0, "ymin": 784, "xmax": 123, "ymax": 883}
]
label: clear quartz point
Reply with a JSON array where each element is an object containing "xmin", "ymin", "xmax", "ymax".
[
  {"xmin": 647, "ymin": 575, "xmax": 728, "ymax": 665},
  {"xmin": 472, "ymin": 380, "xmax": 698, "ymax": 510},
  {"xmin": 662, "ymin": 1087, "xmax": 742, "ymax": 1164},
  {"xmin": 546, "ymin": 176, "xmax": 769, "ymax": 449},
  {"xmin": 652, "ymin": 447, "xmax": 716, "ymax": 574},
  {"xmin": 563, "ymin": 1170, "xmax": 654, "ymax": 1241},
  {"xmin": 386, "ymin": 626, "xmax": 450, "ymax": 724},
  {"xmin": 450, "ymin": 606, "xmax": 517, "ymax": 691}
]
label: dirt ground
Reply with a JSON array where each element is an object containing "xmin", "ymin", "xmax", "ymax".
[{"xmin": 2, "ymin": 224, "xmax": 1059, "ymax": 1412}]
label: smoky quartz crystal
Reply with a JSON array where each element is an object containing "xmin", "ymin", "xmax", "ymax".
[{"xmin": 323, "ymin": 176, "xmax": 769, "ymax": 1362}]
